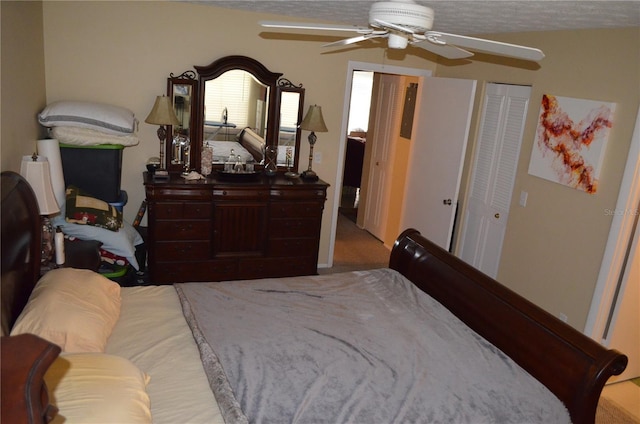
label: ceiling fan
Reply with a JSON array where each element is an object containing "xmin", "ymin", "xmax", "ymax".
[{"xmin": 260, "ymin": 0, "xmax": 545, "ymax": 62}]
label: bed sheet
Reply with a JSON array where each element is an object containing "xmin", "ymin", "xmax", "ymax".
[{"xmin": 106, "ymin": 285, "xmax": 224, "ymax": 424}]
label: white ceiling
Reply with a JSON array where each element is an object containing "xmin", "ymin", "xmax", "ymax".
[{"xmin": 188, "ymin": 0, "xmax": 640, "ymax": 36}]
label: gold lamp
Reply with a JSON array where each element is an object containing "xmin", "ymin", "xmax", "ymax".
[
  {"xmin": 299, "ymin": 105, "xmax": 328, "ymax": 181},
  {"xmin": 145, "ymin": 95, "xmax": 180, "ymax": 178},
  {"xmin": 20, "ymin": 154, "xmax": 61, "ymax": 264}
]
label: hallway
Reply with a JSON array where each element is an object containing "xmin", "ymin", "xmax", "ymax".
[{"xmin": 319, "ymin": 213, "xmax": 390, "ymax": 274}]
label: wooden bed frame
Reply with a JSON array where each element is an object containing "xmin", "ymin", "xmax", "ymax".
[{"xmin": 1, "ymin": 171, "xmax": 628, "ymax": 424}]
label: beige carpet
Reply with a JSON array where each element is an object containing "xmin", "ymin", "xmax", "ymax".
[
  {"xmin": 597, "ymin": 397, "xmax": 640, "ymax": 423},
  {"xmin": 319, "ymin": 213, "xmax": 390, "ymax": 274}
]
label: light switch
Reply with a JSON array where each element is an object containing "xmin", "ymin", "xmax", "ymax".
[
  {"xmin": 314, "ymin": 151, "xmax": 322, "ymax": 164},
  {"xmin": 519, "ymin": 191, "xmax": 528, "ymax": 207}
]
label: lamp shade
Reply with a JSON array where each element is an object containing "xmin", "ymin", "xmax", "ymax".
[
  {"xmin": 300, "ymin": 105, "xmax": 328, "ymax": 133},
  {"xmin": 20, "ymin": 155, "xmax": 60, "ymax": 215},
  {"xmin": 145, "ymin": 95, "xmax": 180, "ymax": 126}
]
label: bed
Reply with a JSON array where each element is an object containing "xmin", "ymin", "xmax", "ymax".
[
  {"xmin": 205, "ymin": 127, "xmax": 265, "ymax": 164},
  {"xmin": 0, "ymin": 170, "xmax": 628, "ymax": 424}
]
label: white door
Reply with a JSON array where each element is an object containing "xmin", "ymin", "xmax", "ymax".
[
  {"xmin": 401, "ymin": 77, "xmax": 477, "ymax": 250},
  {"xmin": 606, "ymin": 219, "xmax": 640, "ymax": 382},
  {"xmin": 458, "ymin": 83, "xmax": 531, "ymax": 278},
  {"xmin": 363, "ymin": 74, "xmax": 402, "ymax": 240}
]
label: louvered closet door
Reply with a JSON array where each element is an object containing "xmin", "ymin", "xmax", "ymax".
[{"xmin": 459, "ymin": 83, "xmax": 531, "ymax": 278}]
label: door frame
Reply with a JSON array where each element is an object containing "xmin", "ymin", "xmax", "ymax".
[
  {"xmin": 325, "ymin": 61, "xmax": 432, "ymax": 268},
  {"xmin": 585, "ymin": 105, "xmax": 640, "ymax": 340}
]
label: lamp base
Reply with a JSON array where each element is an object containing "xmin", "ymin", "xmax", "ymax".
[{"xmin": 300, "ymin": 170, "xmax": 319, "ymax": 181}]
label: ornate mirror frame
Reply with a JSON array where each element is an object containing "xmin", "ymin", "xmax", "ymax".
[
  {"xmin": 166, "ymin": 71, "xmax": 198, "ymax": 174},
  {"xmin": 194, "ymin": 56, "xmax": 280, "ymax": 173},
  {"xmin": 274, "ymin": 79, "xmax": 305, "ymax": 171},
  {"xmin": 166, "ymin": 56, "xmax": 305, "ymax": 174}
]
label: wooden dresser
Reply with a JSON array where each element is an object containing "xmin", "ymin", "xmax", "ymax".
[{"xmin": 144, "ymin": 172, "xmax": 328, "ymax": 284}]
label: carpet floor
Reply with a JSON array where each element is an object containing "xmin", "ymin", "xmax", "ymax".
[
  {"xmin": 597, "ymin": 396, "xmax": 640, "ymax": 423},
  {"xmin": 319, "ymin": 213, "xmax": 390, "ymax": 274}
]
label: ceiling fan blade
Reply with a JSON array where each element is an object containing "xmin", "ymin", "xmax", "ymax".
[
  {"xmin": 425, "ymin": 31, "xmax": 545, "ymax": 62},
  {"xmin": 323, "ymin": 33, "xmax": 388, "ymax": 48},
  {"xmin": 259, "ymin": 20, "xmax": 373, "ymax": 34},
  {"xmin": 413, "ymin": 40, "xmax": 473, "ymax": 60}
]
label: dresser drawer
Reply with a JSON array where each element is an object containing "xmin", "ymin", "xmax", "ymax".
[
  {"xmin": 270, "ymin": 202, "xmax": 323, "ymax": 218},
  {"xmin": 270, "ymin": 188, "xmax": 326, "ymax": 200},
  {"xmin": 268, "ymin": 238, "xmax": 318, "ymax": 257},
  {"xmin": 155, "ymin": 220, "xmax": 210, "ymax": 240},
  {"xmin": 270, "ymin": 218, "xmax": 320, "ymax": 238},
  {"xmin": 213, "ymin": 188, "xmax": 269, "ymax": 200},
  {"xmin": 155, "ymin": 240, "xmax": 210, "ymax": 261},
  {"xmin": 155, "ymin": 202, "xmax": 211, "ymax": 219},
  {"xmin": 153, "ymin": 259, "xmax": 237, "ymax": 284}
]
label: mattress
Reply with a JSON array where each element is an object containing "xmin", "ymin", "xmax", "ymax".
[{"xmin": 105, "ymin": 285, "xmax": 224, "ymax": 424}]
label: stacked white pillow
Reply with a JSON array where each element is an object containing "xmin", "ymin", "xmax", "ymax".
[{"xmin": 38, "ymin": 100, "xmax": 139, "ymax": 146}]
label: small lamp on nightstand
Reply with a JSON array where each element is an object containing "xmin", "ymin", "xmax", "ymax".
[
  {"xmin": 299, "ymin": 105, "xmax": 328, "ymax": 181},
  {"xmin": 20, "ymin": 154, "xmax": 60, "ymax": 264},
  {"xmin": 145, "ymin": 95, "xmax": 180, "ymax": 179}
]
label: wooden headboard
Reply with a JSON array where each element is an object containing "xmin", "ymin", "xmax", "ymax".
[{"xmin": 1, "ymin": 171, "xmax": 42, "ymax": 336}]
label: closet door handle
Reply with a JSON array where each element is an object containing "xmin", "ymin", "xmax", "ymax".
[{"xmin": 443, "ymin": 199, "xmax": 452, "ymax": 205}]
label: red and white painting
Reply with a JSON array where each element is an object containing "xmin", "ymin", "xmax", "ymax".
[{"xmin": 528, "ymin": 94, "xmax": 615, "ymax": 194}]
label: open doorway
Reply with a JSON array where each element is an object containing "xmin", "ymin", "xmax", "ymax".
[
  {"xmin": 339, "ymin": 71, "xmax": 374, "ymax": 225},
  {"xmin": 327, "ymin": 61, "xmax": 433, "ymax": 269},
  {"xmin": 326, "ymin": 61, "xmax": 476, "ymax": 270}
]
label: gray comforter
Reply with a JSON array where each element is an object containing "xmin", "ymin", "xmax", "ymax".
[{"xmin": 175, "ymin": 268, "xmax": 570, "ymax": 424}]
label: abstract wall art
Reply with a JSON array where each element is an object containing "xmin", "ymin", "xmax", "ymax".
[{"xmin": 528, "ymin": 94, "xmax": 615, "ymax": 194}]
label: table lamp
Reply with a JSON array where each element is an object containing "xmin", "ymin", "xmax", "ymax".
[
  {"xmin": 20, "ymin": 154, "xmax": 61, "ymax": 264},
  {"xmin": 145, "ymin": 95, "xmax": 180, "ymax": 179},
  {"xmin": 299, "ymin": 105, "xmax": 328, "ymax": 181}
]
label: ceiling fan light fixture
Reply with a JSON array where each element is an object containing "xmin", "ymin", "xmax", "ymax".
[
  {"xmin": 388, "ymin": 33, "xmax": 409, "ymax": 49},
  {"xmin": 369, "ymin": 0, "xmax": 434, "ymax": 33}
]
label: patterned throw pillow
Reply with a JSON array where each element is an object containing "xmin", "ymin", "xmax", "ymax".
[{"xmin": 65, "ymin": 186, "xmax": 123, "ymax": 231}]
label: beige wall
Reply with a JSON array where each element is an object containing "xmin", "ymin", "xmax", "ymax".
[
  {"xmin": 439, "ymin": 28, "xmax": 640, "ymax": 329},
  {"xmin": 1, "ymin": 1, "xmax": 47, "ymax": 172},
  {"xmin": 2, "ymin": 1, "xmax": 638, "ymax": 330}
]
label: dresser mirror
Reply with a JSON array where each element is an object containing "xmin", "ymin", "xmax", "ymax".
[
  {"xmin": 167, "ymin": 71, "xmax": 198, "ymax": 174},
  {"xmin": 274, "ymin": 82, "xmax": 305, "ymax": 169},
  {"xmin": 170, "ymin": 56, "xmax": 304, "ymax": 176},
  {"xmin": 165, "ymin": 56, "xmax": 305, "ymax": 174}
]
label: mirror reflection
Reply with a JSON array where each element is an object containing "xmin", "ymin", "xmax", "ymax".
[
  {"xmin": 167, "ymin": 72, "xmax": 198, "ymax": 174},
  {"xmin": 203, "ymin": 70, "xmax": 269, "ymax": 165},
  {"xmin": 276, "ymin": 88, "xmax": 304, "ymax": 169},
  {"xmin": 171, "ymin": 83, "xmax": 193, "ymax": 167}
]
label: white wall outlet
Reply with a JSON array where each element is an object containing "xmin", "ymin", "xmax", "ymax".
[
  {"xmin": 519, "ymin": 190, "xmax": 528, "ymax": 207},
  {"xmin": 558, "ymin": 313, "xmax": 568, "ymax": 323},
  {"xmin": 314, "ymin": 151, "xmax": 322, "ymax": 164}
]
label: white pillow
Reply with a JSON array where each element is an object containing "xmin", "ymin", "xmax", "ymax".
[
  {"xmin": 44, "ymin": 353, "xmax": 152, "ymax": 424},
  {"xmin": 49, "ymin": 126, "xmax": 140, "ymax": 147},
  {"xmin": 38, "ymin": 101, "xmax": 138, "ymax": 135},
  {"xmin": 10, "ymin": 268, "xmax": 121, "ymax": 353}
]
